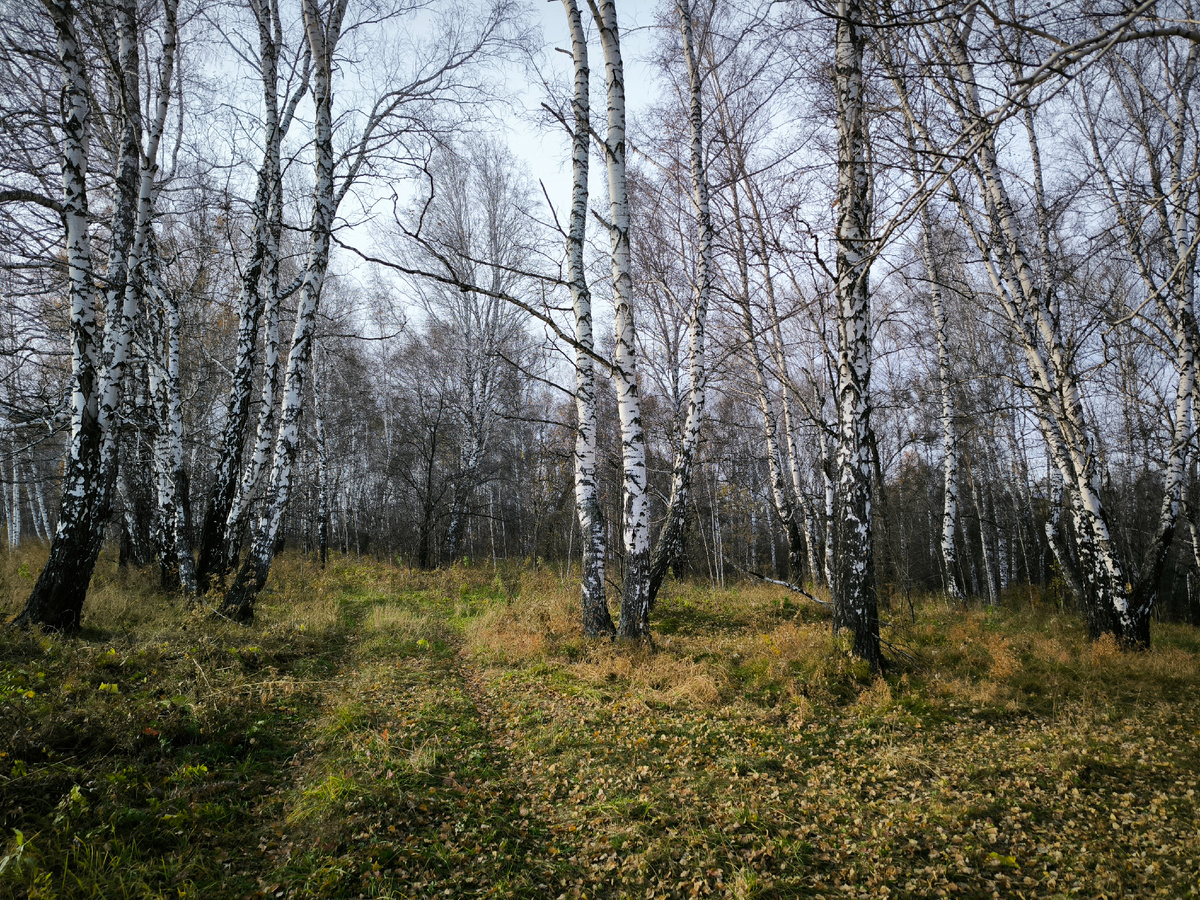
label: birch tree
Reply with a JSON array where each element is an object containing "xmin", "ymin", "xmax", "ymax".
[
  {"xmin": 829, "ymin": 0, "xmax": 881, "ymax": 666},
  {"xmin": 195, "ymin": 0, "xmax": 309, "ymax": 591},
  {"xmin": 221, "ymin": 0, "xmax": 347, "ymax": 620},
  {"xmin": 891, "ymin": 1, "xmax": 1192, "ymax": 645},
  {"xmin": 147, "ymin": 262, "xmax": 197, "ymax": 595},
  {"xmin": 587, "ymin": 0, "xmax": 653, "ymax": 639},
  {"xmin": 14, "ymin": 0, "xmax": 179, "ymax": 631},
  {"xmin": 563, "ymin": 0, "xmax": 613, "ymax": 635},
  {"xmin": 1075, "ymin": 18, "xmax": 1198, "ymax": 637},
  {"xmin": 897, "ymin": 110, "xmax": 963, "ymax": 602},
  {"xmin": 645, "ymin": 0, "xmax": 713, "ymax": 611},
  {"xmin": 222, "ymin": 0, "xmax": 524, "ymax": 619},
  {"xmin": 406, "ymin": 140, "xmax": 531, "ymax": 564}
]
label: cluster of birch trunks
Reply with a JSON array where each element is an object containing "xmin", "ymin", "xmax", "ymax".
[{"xmin": 1, "ymin": 0, "xmax": 1198, "ymax": 662}]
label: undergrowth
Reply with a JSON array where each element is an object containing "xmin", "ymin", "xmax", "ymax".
[{"xmin": 0, "ymin": 549, "xmax": 1196, "ymax": 899}]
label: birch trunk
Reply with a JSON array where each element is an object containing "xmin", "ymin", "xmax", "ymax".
[
  {"xmin": 22, "ymin": 461, "xmax": 44, "ymax": 543},
  {"xmin": 588, "ymin": 0, "xmax": 651, "ymax": 639},
  {"xmin": 1, "ymin": 460, "xmax": 10, "ymax": 549},
  {"xmin": 30, "ymin": 461, "xmax": 50, "ymax": 540},
  {"xmin": 917, "ymin": 205, "xmax": 962, "ymax": 601},
  {"xmin": 8, "ymin": 438, "xmax": 19, "ymax": 550},
  {"xmin": 222, "ymin": 0, "xmax": 346, "ymax": 621},
  {"xmin": 149, "ymin": 265, "xmax": 196, "ymax": 595},
  {"xmin": 820, "ymin": 424, "xmax": 834, "ymax": 586},
  {"xmin": 1079, "ymin": 38, "xmax": 1199, "ymax": 639},
  {"xmin": 646, "ymin": 0, "xmax": 711, "ymax": 612},
  {"xmin": 565, "ymin": 1, "xmax": 612, "ymax": 637},
  {"xmin": 223, "ymin": 213, "xmax": 285, "ymax": 570},
  {"xmin": 196, "ymin": 0, "xmax": 292, "ymax": 591},
  {"xmin": 935, "ymin": 15, "xmax": 1186, "ymax": 645},
  {"xmin": 312, "ymin": 345, "xmax": 330, "ymax": 569},
  {"xmin": 710, "ymin": 63, "xmax": 809, "ymax": 589},
  {"xmin": 15, "ymin": 0, "xmax": 177, "ymax": 630},
  {"xmin": 970, "ymin": 465, "xmax": 997, "ymax": 606},
  {"xmin": 830, "ymin": 0, "xmax": 881, "ymax": 667}
]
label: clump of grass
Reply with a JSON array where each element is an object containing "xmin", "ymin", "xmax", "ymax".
[
  {"xmin": 570, "ymin": 643, "xmax": 725, "ymax": 706},
  {"xmin": 0, "ymin": 549, "xmax": 360, "ymax": 899},
  {"xmin": 463, "ymin": 572, "xmax": 579, "ymax": 664},
  {"xmin": 0, "ymin": 542, "xmax": 50, "ymax": 620}
]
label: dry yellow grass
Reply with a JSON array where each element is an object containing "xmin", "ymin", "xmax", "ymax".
[{"xmin": 569, "ymin": 643, "xmax": 725, "ymax": 706}]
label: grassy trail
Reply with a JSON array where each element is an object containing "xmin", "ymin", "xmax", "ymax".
[{"xmin": 264, "ymin": 591, "xmax": 586, "ymax": 898}]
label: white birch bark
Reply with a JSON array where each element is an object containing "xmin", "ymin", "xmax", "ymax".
[
  {"xmin": 895, "ymin": 97, "xmax": 963, "ymax": 602},
  {"xmin": 709, "ymin": 59, "xmax": 811, "ymax": 589},
  {"xmin": 224, "ymin": 219, "xmax": 285, "ymax": 566},
  {"xmin": 732, "ymin": 221, "xmax": 801, "ymax": 583},
  {"xmin": 222, "ymin": 0, "xmax": 347, "ymax": 620},
  {"xmin": 820, "ymin": 421, "xmax": 834, "ymax": 586},
  {"xmin": 562, "ymin": 0, "xmax": 612, "ymax": 636},
  {"xmin": 830, "ymin": 0, "xmax": 881, "ymax": 667},
  {"xmin": 922, "ymin": 13, "xmax": 1188, "ymax": 644},
  {"xmin": 148, "ymin": 263, "xmax": 196, "ymax": 595},
  {"xmin": 30, "ymin": 461, "xmax": 50, "ymax": 541},
  {"xmin": 1, "ymin": 458, "xmax": 10, "ymax": 549},
  {"xmin": 646, "ymin": 0, "xmax": 712, "ymax": 611},
  {"xmin": 588, "ymin": 0, "xmax": 651, "ymax": 639},
  {"xmin": 1078, "ymin": 38, "xmax": 1198, "ymax": 624},
  {"xmin": 17, "ymin": 0, "xmax": 177, "ymax": 630},
  {"xmin": 198, "ymin": 0, "xmax": 307, "ymax": 589},
  {"xmin": 925, "ymin": 221, "xmax": 962, "ymax": 602},
  {"xmin": 312, "ymin": 344, "xmax": 330, "ymax": 568},
  {"xmin": 22, "ymin": 461, "xmax": 44, "ymax": 543},
  {"xmin": 8, "ymin": 437, "xmax": 19, "ymax": 550},
  {"xmin": 969, "ymin": 464, "xmax": 997, "ymax": 606}
]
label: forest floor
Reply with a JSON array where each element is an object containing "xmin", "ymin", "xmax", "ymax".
[{"xmin": 0, "ymin": 551, "xmax": 1198, "ymax": 900}]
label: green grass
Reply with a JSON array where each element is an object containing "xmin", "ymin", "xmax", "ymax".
[{"xmin": 1, "ymin": 549, "xmax": 1198, "ymax": 898}]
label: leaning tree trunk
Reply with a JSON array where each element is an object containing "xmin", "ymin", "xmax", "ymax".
[
  {"xmin": 830, "ymin": 0, "xmax": 881, "ymax": 668},
  {"xmin": 590, "ymin": 0, "xmax": 651, "ymax": 640},
  {"xmin": 197, "ymin": 0, "xmax": 307, "ymax": 591},
  {"xmin": 562, "ymin": 0, "xmax": 612, "ymax": 636},
  {"xmin": 646, "ymin": 0, "xmax": 712, "ymax": 612},
  {"xmin": 938, "ymin": 17, "xmax": 1150, "ymax": 645},
  {"xmin": 222, "ymin": 0, "xmax": 343, "ymax": 622},
  {"xmin": 15, "ymin": 0, "xmax": 177, "ymax": 631},
  {"xmin": 312, "ymin": 345, "xmax": 331, "ymax": 568}
]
